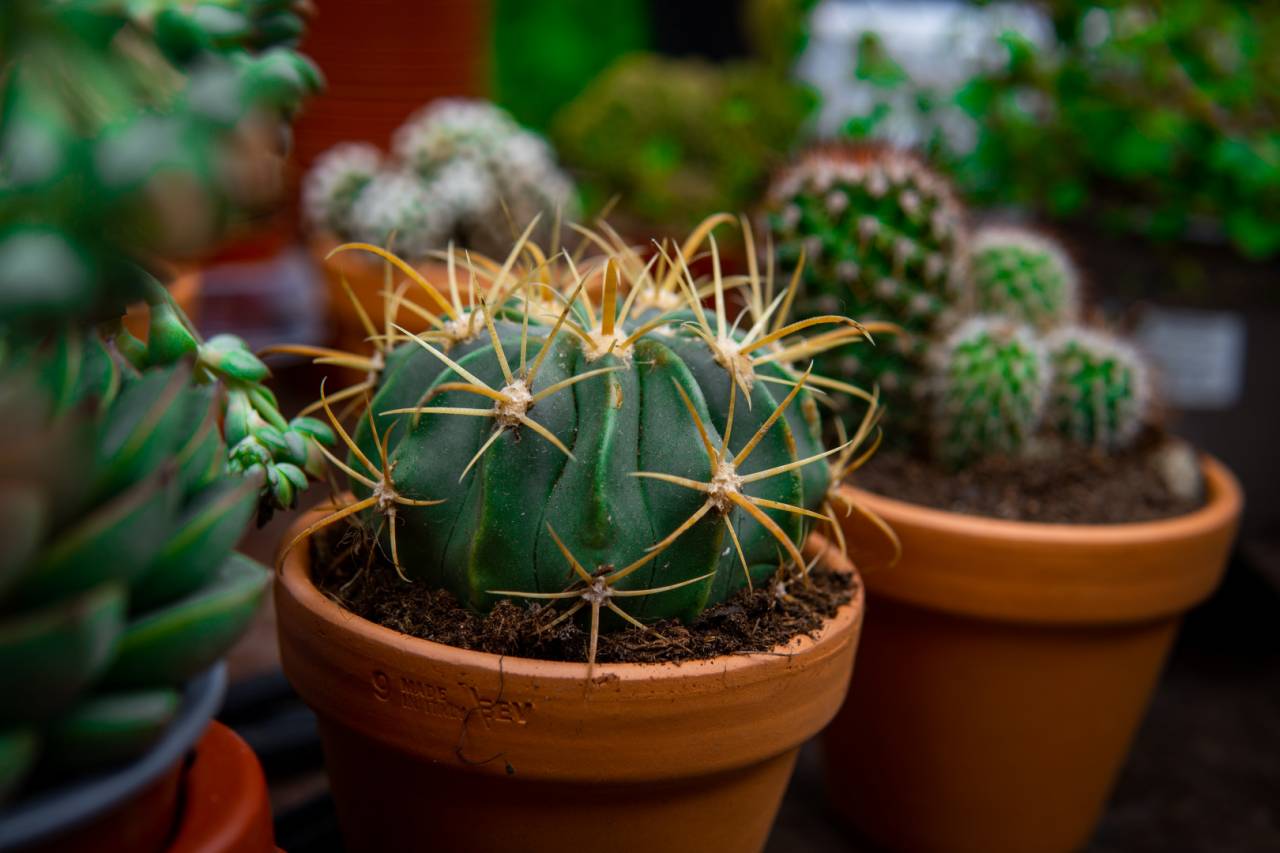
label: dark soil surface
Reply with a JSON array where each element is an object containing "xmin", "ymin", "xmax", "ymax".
[
  {"xmin": 311, "ymin": 528, "xmax": 855, "ymax": 664},
  {"xmin": 854, "ymin": 433, "xmax": 1204, "ymax": 524}
]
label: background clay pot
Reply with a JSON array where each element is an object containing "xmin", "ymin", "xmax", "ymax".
[
  {"xmin": 827, "ymin": 455, "xmax": 1242, "ymax": 853},
  {"xmin": 276, "ymin": 512, "xmax": 864, "ymax": 853},
  {"xmin": 167, "ymin": 722, "xmax": 277, "ymax": 853}
]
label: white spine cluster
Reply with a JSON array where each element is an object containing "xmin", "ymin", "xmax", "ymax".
[{"xmin": 301, "ymin": 143, "xmax": 382, "ymax": 234}]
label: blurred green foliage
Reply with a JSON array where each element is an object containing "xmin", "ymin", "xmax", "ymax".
[
  {"xmin": 554, "ymin": 54, "xmax": 813, "ymax": 231},
  {"xmin": 846, "ymin": 1, "xmax": 1280, "ymax": 259},
  {"xmin": 492, "ymin": 0, "xmax": 649, "ymax": 132}
]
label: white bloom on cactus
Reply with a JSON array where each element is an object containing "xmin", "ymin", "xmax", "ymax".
[{"xmin": 302, "ymin": 142, "xmax": 382, "ymax": 234}]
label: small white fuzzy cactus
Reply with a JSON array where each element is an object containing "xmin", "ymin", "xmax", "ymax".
[
  {"xmin": 347, "ymin": 170, "xmax": 443, "ymax": 259},
  {"xmin": 392, "ymin": 99, "xmax": 520, "ymax": 175},
  {"xmin": 302, "ymin": 142, "xmax": 382, "ymax": 235},
  {"xmin": 305, "ymin": 99, "xmax": 577, "ymax": 260}
]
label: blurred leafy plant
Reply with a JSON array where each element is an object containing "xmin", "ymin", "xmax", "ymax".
[
  {"xmin": 0, "ymin": 0, "xmax": 322, "ymax": 324},
  {"xmin": 554, "ymin": 54, "xmax": 814, "ymax": 232},
  {"xmin": 845, "ymin": 1, "xmax": 1280, "ymax": 259}
]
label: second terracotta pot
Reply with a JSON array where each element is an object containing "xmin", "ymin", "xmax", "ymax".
[
  {"xmin": 828, "ymin": 455, "xmax": 1242, "ymax": 853},
  {"xmin": 276, "ymin": 512, "xmax": 864, "ymax": 853}
]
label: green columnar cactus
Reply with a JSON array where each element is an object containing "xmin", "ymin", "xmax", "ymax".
[
  {"xmin": 291, "ymin": 218, "xmax": 880, "ymax": 662},
  {"xmin": 304, "ymin": 99, "xmax": 577, "ymax": 260},
  {"xmin": 971, "ymin": 226, "xmax": 1080, "ymax": 330},
  {"xmin": 930, "ymin": 316, "xmax": 1049, "ymax": 468},
  {"xmin": 763, "ymin": 144, "xmax": 969, "ymax": 427},
  {"xmin": 1045, "ymin": 326, "xmax": 1151, "ymax": 451}
]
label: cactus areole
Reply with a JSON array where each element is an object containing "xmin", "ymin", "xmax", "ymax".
[{"xmin": 286, "ymin": 217, "xmax": 889, "ymax": 659}]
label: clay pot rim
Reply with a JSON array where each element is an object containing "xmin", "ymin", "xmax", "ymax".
[
  {"xmin": 278, "ymin": 516, "xmax": 863, "ymax": 683},
  {"xmin": 838, "ymin": 453, "xmax": 1240, "ymax": 546}
]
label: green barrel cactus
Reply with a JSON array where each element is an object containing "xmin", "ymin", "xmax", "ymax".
[
  {"xmin": 971, "ymin": 226, "xmax": 1080, "ymax": 330},
  {"xmin": 930, "ymin": 316, "xmax": 1049, "ymax": 468},
  {"xmin": 288, "ymin": 217, "xmax": 882, "ymax": 662},
  {"xmin": 1045, "ymin": 326, "xmax": 1151, "ymax": 451},
  {"xmin": 763, "ymin": 144, "xmax": 969, "ymax": 430}
]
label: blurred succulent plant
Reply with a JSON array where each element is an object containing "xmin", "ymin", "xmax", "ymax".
[
  {"xmin": 0, "ymin": 0, "xmax": 323, "ymax": 801},
  {"xmin": 304, "ymin": 99, "xmax": 578, "ymax": 260},
  {"xmin": 0, "ymin": 0, "xmax": 322, "ymax": 326},
  {"xmin": 554, "ymin": 54, "xmax": 813, "ymax": 232},
  {"xmin": 281, "ymin": 215, "xmax": 898, "ymax": 663}
]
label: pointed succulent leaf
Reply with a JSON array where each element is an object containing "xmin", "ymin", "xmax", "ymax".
[
  {"xmin": 144, "ymin": 301, "xmax": 200, "ymax": 365},
  {"xmin": 0, "ymin": 583, "xmax": 126, "ymax": 725},
  {"xmin": 102, "ymin": 554, "xmax": 270, "ymax": 688},
  {"xmin": 42, "ymin": 688, "xmax": 180, "ymax": 772}
]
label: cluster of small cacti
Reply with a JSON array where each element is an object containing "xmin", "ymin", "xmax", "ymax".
[
  {"xmin": 287, "ymin": 216, "xmax": 890, "ymax": 663},
  {"xmin": 304, "ymin": 99, "xmax": 577, "ymax": 260},
  {"xmin": 0, "ymin": 0, "xmax": 321, "ymax": 327},
  {"xmin": 766, "ymin": 144, "xmax": 1155, "ymax": 469}
]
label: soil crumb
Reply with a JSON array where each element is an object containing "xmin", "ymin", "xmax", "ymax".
[
  {"xmin": 854, "ymin": 432, "xmax": 1204, "ymax": 524},
  {"xmin": 312, "ymin": 530, "xmax": 855, "ymax": 664}
]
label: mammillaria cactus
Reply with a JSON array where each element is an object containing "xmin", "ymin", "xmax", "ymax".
[
  {"xmin": 304, "ymin": 99, "xmax": 577, "ymax": 261},
  {"xmin": 1045, "ymin": 326, "xmax": 1151, "ymax": 452},
  {"xmin": 284, "ymin": 217, "xmax": 889, "ymax": 662},
  {"xmin": 930, "ymin": 316, "xmax": 1049, "ymax": 468},
  {"xmin": 764, "ymin": 144, "xmax": 969, "ymax": 425},
  {"xmin": 971, "ymin": 226, "xmax": 1080, "ymax": 330}
]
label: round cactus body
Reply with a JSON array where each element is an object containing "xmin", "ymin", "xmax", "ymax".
[
  {"xmin": 1046, "ymin": 326, "xmax": 1151, "ymax": 451},
  {"xmin": 347, "ymin": 170, "xmax": 443, "ymax": 259},
  {"xmin": 972, "ymin": 226, "xmax": 1079, "ymax": 330},
  {"xmin": 764, "ymin": 145, "xmax": 969, "ymax": 431},
  {"xmin": 930, "ymin": 316, "xmax": 1049, "ymax": 467},
  {"xmin": 301, "ymin": 222, "xmax": 872, "ymax": 652}
]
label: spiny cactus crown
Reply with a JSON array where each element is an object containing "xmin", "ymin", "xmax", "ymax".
[
  {"xmin": 304, "ymin": 99, "xmax": 577, "ymax": 260},
  {"xmin": 286, "ymin": 217, "xmax": 889, "ymax": 663},
  {"xmin": 1046, "ymin": 325, "xmax": 1151, "ymax": 452},
  {"xmin": 930, "ymin": 316, "xmax": 1049, "ymax": 468},
  {"xmin": 972, "ymin": 226, "xmax": 1080, "ymax": 330},
  {"xmin": 764, "ymin": 145, "xmax": 968, "ymax": 436}
]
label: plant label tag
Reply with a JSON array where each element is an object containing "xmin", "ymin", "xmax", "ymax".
[{"xmin": 1134, "ymin": 307, "xmax": 1246, "ymax": 410}]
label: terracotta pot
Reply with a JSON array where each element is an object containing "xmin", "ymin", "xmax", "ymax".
[
  {"xmin": 122, "ymin": 272, "xmax": 202, "ymax": 341},
  {"xmin": 826, "ymin": 455, "xmax": 1242, "ymax": 853},
  {"xmin": 167, "ymin": 723, "xmax": 277, "ymax": 853},
  {"xmin": 309, "ymin": 235, "xmax": 454, "ymax": 356},
  {"xmin": 276, "ymin": 510, "xmax": 865, "ymax": 853}
]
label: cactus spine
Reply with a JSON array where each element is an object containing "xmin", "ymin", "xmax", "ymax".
[
  {"xmin": 972, "ymin": 226, "xmax": 1080, "ymax": 330},
  {"xmin": 1046, "ymin": 326, "xmax": 1151, "ymax": 451},
  {"xmin": 288, "ymin": 217, "xmax": 887, "ymax": 662}
]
